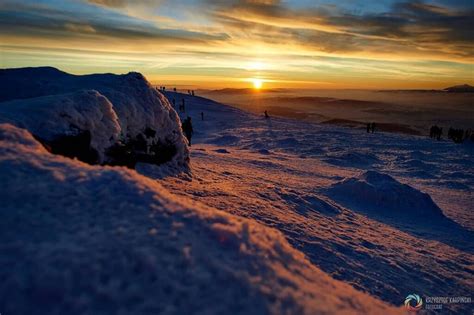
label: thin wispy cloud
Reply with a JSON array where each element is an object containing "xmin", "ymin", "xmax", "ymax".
[{"xmin": 0, "ymin": 0, "xmax": 472, "ymax": 88}]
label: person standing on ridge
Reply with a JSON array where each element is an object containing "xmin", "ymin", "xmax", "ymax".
[{"xmin": 182, "ymin": 117, "xmax": 194, "ymax": 146}]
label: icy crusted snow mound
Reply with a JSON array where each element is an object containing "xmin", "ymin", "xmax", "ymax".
[
  {"xmin": 0, "ymin": 67, "xmax": 189, "ymax": 170},
  {"xmin": 0, "ymin": 124, "xmax": 401, "ymax": 315},
  {"xmin": 0, "ymin": 90, "xmax": 120, "ymax": 163},
  {"xmin": 326, "ymin": 170, "xmax": 445, "ymax": 219}
]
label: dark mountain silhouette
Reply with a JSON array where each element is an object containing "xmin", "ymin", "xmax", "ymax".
[{"xmin": 443, "ymin": 84, "xmax": 474, "ymax": 93}]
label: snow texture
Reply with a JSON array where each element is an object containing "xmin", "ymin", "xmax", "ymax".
[
  {"xmin": 0, "ymin": 90, "xmax": 120, "ymax": 162},
  {"xmin": 326, "ymin": 170, "xmax": 445, "ymax": 219},
  {"xmin": 0, "ymin": 123, "xmax": 401, "ymax": 315},
  {"xmin": 161, "ymin": 90, "xmax": 474, "ymax": 314},
  {"xmin": 0, "ymin": 67, "xmax": 472, "ymax": 314},
  {"xmin": 0, "ymin": 67, "xmax": 189, "ymax": 170}
]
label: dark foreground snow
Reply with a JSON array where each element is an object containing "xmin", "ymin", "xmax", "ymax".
[{"xmin": 0, "ymin": 124, "xmax": 401, "ymax": 314}]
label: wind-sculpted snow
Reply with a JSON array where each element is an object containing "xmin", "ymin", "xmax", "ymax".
[
  {"xmin": 0, "ymin": 124, "xmax": 401, "ymax": 315},
  {"xmin": 0, "ymin": 90, "xmax": 120, "ymax": 162},
  {"xmin": 326, "ymin": 170, "xmax": 444, "ymax": 219},
  {"xmin": 0, "ymin": 67, "xmax": 189, "ymax": 171},
  {"xmin": 326, "ymin": 171, "xmax": 474, "ymax": 252}
]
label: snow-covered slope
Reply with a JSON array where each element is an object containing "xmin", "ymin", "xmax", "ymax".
[
  {"xmin": 0, "ymin": 123, "xmax": 401, "ymax": 314},
  {"xmin": 0, "ymin": 67, "xmax": 188, "ymax": 170},
  {"xmin": 161, "ymin": 90, "xmax": 474, "ymax": 314},
  {"xmin": 0, "ymin": 67, "xmax": 471, "ymax": 313}
]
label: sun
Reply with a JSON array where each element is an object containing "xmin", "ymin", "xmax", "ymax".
[{"xmin": 252, "ymin": 78, "xmax": 263, "ymax": 89}]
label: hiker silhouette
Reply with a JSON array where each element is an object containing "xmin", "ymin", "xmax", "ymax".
[
  {"xmin": 430, "ymin": 125, "xmax": 443, "ymax": 141},
  {"xmin": 182, "ymin": 116, "xmax": 194, "ymax": 146}
]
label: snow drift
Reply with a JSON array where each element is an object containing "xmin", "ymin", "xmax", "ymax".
[
  {"xmin": 0, "ymin": 67, "xmax": 189, "ymax": 170},
  {"xmin": 0, "ymin": 124, "xmax": 401, "ymax": 314},
  {"xmin": 326, "ymin": 170, "xmax": 445, "ymax": 220}
]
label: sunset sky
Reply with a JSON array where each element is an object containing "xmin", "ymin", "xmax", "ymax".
[{"xmin": 1, "ymin": 0, "xmax": 473, "ymax": 89}]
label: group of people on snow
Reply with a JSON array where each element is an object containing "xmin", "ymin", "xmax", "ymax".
[
  {"xmin": 429, "ymin": 125, "xmax": 443, "ymax": 140},
  {"xmin": 366, "ymin": 122, "xmax": 376, "ymax": 133},
  {"xmin": 159, "ymin": 85, "xmax": 474, "ymax": 148},
  {"xmin": 447, "ymin": 127, "xmax": 473, "ymax": 143},
  {"xmin": 429, "ymin": 125, "xmax": 473, "ymax": 143},
  {"xmin": 157, "ymin": 86, "xmax": 196, "ymax": 97},
  {"xmin": 155, "ymin": 87, "xmax": 203, "ymax": 146}
]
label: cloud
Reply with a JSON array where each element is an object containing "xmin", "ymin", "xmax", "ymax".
[
  {"xmin": 330, "ymin": 1, "xmax": 474, "ymax": 42},
  {"xmin": 0, "ymin": 0, "xmax": 472, "ymax": 88},
  {"xmin": 2, "ymin": 0, "xmax": 472, "ymax": 60},
  {"xmin": 207, "ymin": 0, "xmax": 474, "ymax": 59},
  {"xmin": 87, "ymin": 0, "xmax": 127, "ymax": 7},
  {"xmin": 0, "ymin": 1, "xmax": 228, "ymax": 45},
  {"xmin": 86, "ymin": 0, "xmax": 159, "ymax": 8}
]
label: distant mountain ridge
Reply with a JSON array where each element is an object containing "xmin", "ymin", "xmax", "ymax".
[
  {"xmin": 379, "ymin": 84, "xmax": 474, "ymax": 93},
  {"xmin": 443, "ymin": 84, "xmax": 474, "ymax": 93},
  {"xmin": 201, "ymin": 85, "xmax": 474, "ymax": 94}
]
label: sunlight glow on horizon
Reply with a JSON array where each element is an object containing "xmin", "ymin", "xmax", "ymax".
[
  {"xmin": 0, "ymin": 0, "xmax": 473, "ymax": 89},
  {"xmin": 252, "ymin": 78, "xmax": 263, "ymax": 89}
]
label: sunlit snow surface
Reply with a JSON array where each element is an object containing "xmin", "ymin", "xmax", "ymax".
[
  {"xmin": 0, "ymin": 69, "xmax": 407, "ymax": 314},
  {"xmin": 0, "ymin": 68, "xmax": 472, "ymax": 314},
  {"xmin": 0, "ymin": 123, "xmax": 402, "ymax": 314},
  {"xmin": 161, "ymin": 91, "xmax": 473, "ymax": 314}
]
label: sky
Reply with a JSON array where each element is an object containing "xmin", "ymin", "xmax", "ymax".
[{"xmin": 0, "ymin": 0, "xmax": 473, "ymax": 89}]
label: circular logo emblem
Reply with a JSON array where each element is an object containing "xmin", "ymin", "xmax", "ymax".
[{"xmin": 405, "ymin": 294, "xmax": 423, "ymax": 311}]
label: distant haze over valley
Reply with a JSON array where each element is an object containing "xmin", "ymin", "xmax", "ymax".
[{"xmin": 198, "ymin": 86, "xmax": 474, "ymax": 135}]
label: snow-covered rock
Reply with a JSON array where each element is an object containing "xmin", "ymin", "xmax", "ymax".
[
  {"xmin": 0, "ymin": 67, "xmax": 189, "ymax": 171},
  {"xmin": 326, "ymin": 170, "xmax": 445, "ymax": 219},
  {"xmin": 0, "ymin": 123, "xmax": 401, "ymax": 314},
  {"xmin": 0, "ymin": 90, "xmax": 120, "ymax": 163}
]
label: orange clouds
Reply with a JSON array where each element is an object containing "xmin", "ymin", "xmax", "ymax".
[{"xmin": 0, "ymin": 0, "xmax": 473, "ymax": 88}]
